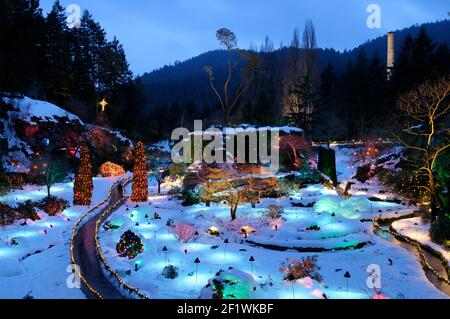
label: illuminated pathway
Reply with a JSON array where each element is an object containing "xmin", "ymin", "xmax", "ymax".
[{"xmin": 72, "ymin": 184, "xmax": 124, "ymax": 299}]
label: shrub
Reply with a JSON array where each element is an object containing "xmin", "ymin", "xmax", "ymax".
[
  {"xmin": 430, "ymin": 217, "xmax": 450, "ymax": 244},
  {"xmin": 162, "ymin": 265, "xmax": 179, "ymax": 279},
  {"xmin": 16, "ymin": 200, "xmax": 40, "ymax": 221},
  {"xmin": 38, "ymin": 196, "xmax": 69, "ymax": 216},
  {"xmin": 280, "ymin": 256, "xmax": 323, "ymax": 283},
  {"xmin": 116, "ymin": 230, "xmax": 144, "ymax": 259},
  {"xmin": 172, "ymin": 223, "xmax": 197, "ymax": 243},
  {"xmin": 266, "ymin": 205, "xmax": 283, "ymax": 219},
  {"xmin": 181, "ymin": 189, "xmax": 199, "ymax": 206},
  {"xmin": 170, "ymin": 163, "xmax": 186, "ymax": 179},
  {"xmin": 0, "ymin": 202, "xmax": 16, "ymax": 225},
  {"xmin": 0, "ymin": 172, "xmax": 11, "ymax": 195},
  {"xmin": 354, "ymin": 164, "xmax": 372, "ymax": 183}
]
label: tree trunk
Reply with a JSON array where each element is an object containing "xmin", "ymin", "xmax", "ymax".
[
  {"xmin": 230, "ymin": 205, "xmax": 237, "ymax": 220},
  {"xmin": 157, "ymin": 182, "xmax": 161, "ymax": 195},
  {"xmin": 47, "ymin": 184, "xmax": 51, "ymax": 199},
  {"xmin": 206, "ymin": 200, "xmax": 211, "ymax": 207}
]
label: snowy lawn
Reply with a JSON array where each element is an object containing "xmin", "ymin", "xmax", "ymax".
[{"xmin": 0, "ymin": 177, "xmax": 122, "ymax": 299}]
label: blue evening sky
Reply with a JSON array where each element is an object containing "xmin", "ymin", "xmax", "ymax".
[{"xmin": 39, "ymin": 0, "xmax": 449, "ymax": 75}]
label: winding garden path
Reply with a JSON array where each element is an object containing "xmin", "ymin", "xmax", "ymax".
[
  {"xmin": 372, "ymin": 214, "xmax": 450, "ymax": 296},
  {"xmin": 72, "ymin": 183, "xmax": 125, "ymax": 299}
]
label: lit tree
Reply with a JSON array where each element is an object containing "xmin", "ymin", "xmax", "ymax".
[
  {"xmin": 73, "ymin": 145, "xmax": 93, "ymax": 205},
  {"xmin": 279, "ymin": 135, "xmax": 310, "ymax": 170},
  {"xmin": 202, "ymin": 165, "xmax": 279, "ymax": 220},
  {"xmin": 131, "ymin": 141, "xmax": 148, "ymax": 202},
  {"xmin": 30, "ymin": 153, "xmax": 66, "ymax": 199},
  {"xmin": 395, "ymin": 76, "xmax": 450, "ymax": 221}
]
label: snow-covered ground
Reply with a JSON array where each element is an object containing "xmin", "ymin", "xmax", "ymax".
[
  {"xmin": 96, "ymin": 146, "xmax": 448, "ymax": 299},
  {"xmin": 0, "ymin": 177, "xmax": 121, "ymax": 299},
  {"xmin": 1, "ymin": 144, "xmax": 447, "ymax": 299},
  {"xmin": 392, "ymin": 217, "xmax": 450, "ymax": 265}
]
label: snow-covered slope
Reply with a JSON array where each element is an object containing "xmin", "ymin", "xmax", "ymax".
[{"xmin": 2, "ymin": 96, "xmax": 82, "ymax": 124}]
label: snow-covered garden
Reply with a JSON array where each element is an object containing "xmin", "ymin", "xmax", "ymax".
[{"xmin": 94, "ymin": 146, "xmax": 448, "ymax": 299}]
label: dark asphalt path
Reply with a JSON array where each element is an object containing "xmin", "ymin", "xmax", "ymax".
[{"xmin": 73, "ymin": 185, "xmax": 124, "ymax": 299}]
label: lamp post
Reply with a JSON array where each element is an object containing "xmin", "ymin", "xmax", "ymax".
[{"xmin": 194, "ymin": 257, "xmax": 200, "ymax": 282}]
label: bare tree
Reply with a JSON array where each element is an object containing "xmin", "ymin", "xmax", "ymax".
[
  {"xmin": 204, "ymin": 28, "xmax": 258, "ymax": 124},
  {"xmin": 395, "ymin": 76, "xmax": 450, "ymax": 221}
]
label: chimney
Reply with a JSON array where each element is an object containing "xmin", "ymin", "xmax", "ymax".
[{"xmin": 387, "ymin": 32, "xmax": 395, "ymax": 80}]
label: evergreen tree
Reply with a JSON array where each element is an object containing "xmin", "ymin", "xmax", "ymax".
[
  {"xmin": 131, "ymin": 141, "xmax": 148, "ymax": 202},
  {"xmin": 0, "ymin": 0, "xmax": 46, "ymax": 94},
  {"xmin": 44, "ymin": 0, "xmax": 73, "ymax": 105},
  {"xmin": 73, "ymin": 145, "xmax": 93, "ymax": 205}
]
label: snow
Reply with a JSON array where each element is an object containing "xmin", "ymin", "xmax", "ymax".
[
  {"xmin": 3, "ymin": 96, "xmax": 82, "ymax": 124},
  {"xmin": 0, "ymin": 177, "xmax": 121, "ymax": 299},
  {"xmin": 392, "ymin": 217, "xmax": 450, "ymax": 265},
  {"xmin": 0, "ymin": 142, "xmax": 448, "ymax": 299},
  {"xmin": 97, "ymin": 165, "xmax": 447, "ymax": 299},
  {"xmin": 0, "ymin": 96, "xmax": 82, "ymax": 172}
]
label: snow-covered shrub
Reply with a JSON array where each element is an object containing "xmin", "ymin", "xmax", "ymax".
[
  {"xmin": 162, "ymin": 265, "xmax": 179, "ymax": 279},
  {"xmin": 116, "ymin": 230, "xmax": 144, "ymax": 259},
  {"xmin": 266, "ymin": 205, "xmax": 284, "ymax": 219},
  {"xmin": 339, "ymin": 196, "xmax": 371, "ymax": 214},
  {"xmin": 280, "ymin": 256, "xmax": 322, "ymax": 283},
  {"xmin": 313, "ymin": 196, "xmax": 340, "ymax": 214},
  {"xmin": 200, "ymin": 268, "xmax": 258, "ymax": 299},
  {"xmin": 172, "ymin": 223, "xmax": 197, "ymax": 243},
  {"xmin": 37, "ymin": 196, "xmax": 69, "ymax": 216}
]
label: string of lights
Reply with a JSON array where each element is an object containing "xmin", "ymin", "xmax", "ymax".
[
  {"xmin": 69, "ymin": 180, "xmax": 123, "ymax": 299},
  {"xmin": 94, "ymin": 179, "xmax": 149, "ymax": 299},
  {"xmin": 373, "ymin": 216, "xmax": 450, "ymax": 285}
]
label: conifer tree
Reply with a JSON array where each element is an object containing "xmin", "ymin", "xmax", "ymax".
[
  {"xmin": 73, "ymin": 145, "xmax": 93, "ymax": 205},
  {"xmin": 131, "ymin": 141, "xmax": 148, "ymax": 202}
]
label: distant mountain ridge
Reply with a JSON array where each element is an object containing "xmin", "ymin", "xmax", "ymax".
[{"xmin": 139, "ymin": 20, "xmax": 450, "ymax": 109}]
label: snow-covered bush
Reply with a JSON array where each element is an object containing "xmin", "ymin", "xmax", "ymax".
[
  {"xmin": 266, "ymin": 205, "xmax": 284, "ymax": 219},
  {"xmin": 280, "ymin": 256, "xmax": 322, "ymax": 283},
  {"xmin": 162, "ymin": 265, "xmax": 179, "ymax": 279},
  {"xmin": 172, "ymin": 223, "xmax": 197, "ymax": 243},
  {"xmin": 313, "ymin": 196, "xmax": 340, "ymax": 214},
  {"xmin": 340, "ymin": 196, "xmax": 372, "ymax": 213},
  {"xmin": 200, "ymin": 268, "xmax": 257, "ymax": 299}
]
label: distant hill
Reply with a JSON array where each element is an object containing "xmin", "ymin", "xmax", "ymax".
[{"xmin": 139, "ymin": 20, "xmax": 450, "ymax": 110}]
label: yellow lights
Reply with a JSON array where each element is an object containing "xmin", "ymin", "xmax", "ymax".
[
  {"xmin": 131, "ymin": 142, "xmax": 149, "ymax": 202},
  {"xmin": 240, "ymin": 225, "xmax": 256, "ymax": 237},
  {"xmin": 99, "ymin": 98, "xmax": 108, "ymax": 112},
  {"xmin": 208, "ymin": 226, "xmax": 220, "ymax": 236},
  {"xmin": 373, "ymin": 217, "xmax": 450, "ymax": 285},
  {"xmin": 70, "ymin": 179, "xmax": 149, "ymax": 299},
  {"xmin": 73, "ymin": 145, "xmax": 93, "ymax": 206}
]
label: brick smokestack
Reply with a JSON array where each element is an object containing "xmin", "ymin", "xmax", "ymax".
[{"xmin": 387, "ymin": 32, "xmax": 395, "ymax": 80}]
